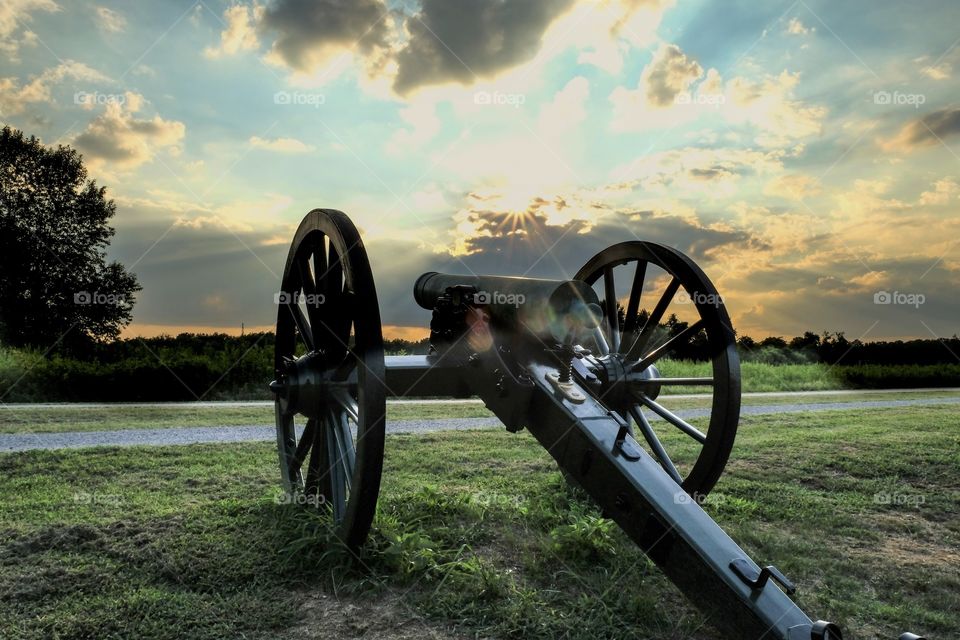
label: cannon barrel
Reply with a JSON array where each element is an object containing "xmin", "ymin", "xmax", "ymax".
[{"xmin": 414, "ymin": 271, "xmax": 602, "ymax": 340}]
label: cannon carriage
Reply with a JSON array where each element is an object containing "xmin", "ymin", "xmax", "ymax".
[{"xmin": 269, "ymin": 209, "xmax": 924, "ymax": 640}]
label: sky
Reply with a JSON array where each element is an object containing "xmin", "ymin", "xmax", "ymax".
[{"xmin": 1, "ymin": 0, "xmax": 958, "ymax": 343}]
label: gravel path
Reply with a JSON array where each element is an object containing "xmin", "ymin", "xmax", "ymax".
[
  {"xmin": 1, "ymin": 397, "xmax": 957, "ymax": 453},
  {"xmin": 4, "ymin": 387, "xmax": 957, "ymax": 409}
]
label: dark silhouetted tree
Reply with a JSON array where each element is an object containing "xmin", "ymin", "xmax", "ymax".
[{"xmin": 0, "ymin": 126, "xmax": 140, "ymax": 348}]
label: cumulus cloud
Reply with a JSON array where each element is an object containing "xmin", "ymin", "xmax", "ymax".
[
  {"xmin": 248, "ymin": 135, "xmax": 315, "ymax": 153},
  {"xmin": 0, "ymin": 60, "xmax": 110, "ymax": 115},
  {"xmin": 609, "ymin": 41, "xmax": 825, "ymax": 147},
  {"xmin": 763, "ymin": 174, "xmax": 822, "ymax": 200},
  {"xmin": 644, "ymin": 43, "xmax": 703, "ymax": 107},
  {"xmin": 881, "ymin": 107, "xmax": 960, "ymax": 151},
  {"xmin": 918, "ymin": 178, "xmax": 959, "ymax": 205},
  {"xmin": 73, "ymin": 93, "xmax": 186, "ymax": 169},
  {"xmin": 0, "ymin": 0, "xmax": 58, "ymax": 59},
  {"xmin": 385, "ymin": 100, "xmax": 441, "ymax": 155},
  {"xmin": 393, "ymin": 0, "xmax": 574, "ymax": 94},
  {"xmin": 205, "ymin": 0, "xmax": 671, "ymax": 97},
  {"xmin": 204, "ymin": 4, "xmax": 262, "ymax": 58},
  {"xmin": 611, "ymin": 146, "xmax": 786, "ymax": 198},
  {"xmin": 537, "ymin": 75, "xmax": 589, "ymax": 138},
  {"xmin": 723, "ymin": 70, "xmax": 826, "ymax": 147},
  {"xmin": 95, "ymin": 6, "xmax": 125, "ymax": 33},
  {"xmin": 784, "ymin": 17, "xmax": 812, "ymax": 35},
  {"xmin": 259, "ymin": 0, "xmax": 390, "ymax": 73},
  {"xmin": 608, "ymin": 43, "xmax": 705, "ymax": 127}
]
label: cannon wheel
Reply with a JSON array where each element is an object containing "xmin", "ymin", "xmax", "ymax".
[
  {"xmin": 574, "ymin": 241, "xmax": 740, "ymax": 497},
  {"xmin": 273, "ymin": 209, "xmax": 385, "ymax": 550}
]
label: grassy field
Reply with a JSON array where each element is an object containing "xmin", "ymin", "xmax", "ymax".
[
  {"xmin": 3, "ymin": 344, "xmax": 959, "ymax": 402},
  {"xmin": 1, "ymin": 389, "xmax": 958, "ymax": 435},
  {"xmin": 0, "ymin": 405, "xmax": 957, "ymax": 639}
]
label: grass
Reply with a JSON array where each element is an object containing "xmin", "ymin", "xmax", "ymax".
[
  {"xmin": 658, "ymin": 360, "xmax": 960, "ymax": 393},
  {"xmin": 0, "ymin": 406, "xmax": 957, "ymax": 639},
  {"xmin": 1, "ymin": 389, "xmax": 958, "ymax": 435},
  {"xmin": 0, "ymin": 402, "xmax": 495, "ymax": 435}
]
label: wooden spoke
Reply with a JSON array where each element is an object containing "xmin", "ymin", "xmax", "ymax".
[
  {"xmin": 289, "ymin": 418, "xmax": 317, "ymax": 478},
  {"xmin": 638, "ymin": 394, "xmax": 708, "ymax": 444},
  {"xmin": 629, "ymin": 405, "xmax": 684, "ymax": 485},
  {"xmin": 603, "ymin": 266, "xmax": 620, "ymax": 353},
  {"xmin": 626, "ymin": 277, "xmax": 680, "ymax": 360},
  {"xmin": 622, "ymin": 261, "xmax": 647, "ymax": 339},
  {"xmin": 325, "ymin": 416, "xmax": 347, "ymax": 521},
  {"xmin": 633, "ymin": 319, "xmax": 705, "ymax": 372},
  {"xmin": 287, "ymin": 302, "xmax": 314, "ymax": 351}
]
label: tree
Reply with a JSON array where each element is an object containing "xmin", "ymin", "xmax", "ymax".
[{"xmin": 0, "ymin": 126, "xmax": 140, "ymax": 348}]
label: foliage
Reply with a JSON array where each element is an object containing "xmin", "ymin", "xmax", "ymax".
[{"xmin": 0, "ymin": 126, "xmax": 140, "ymax": 347}]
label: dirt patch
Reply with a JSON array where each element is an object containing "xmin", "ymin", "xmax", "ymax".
[{"xmin": 281, "ymin": 590, "xmax": 472, "ymax": 640}]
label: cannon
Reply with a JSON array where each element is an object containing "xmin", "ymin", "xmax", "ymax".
[{"xmin": 269, "ymin": 209, "xmax": 924, "ymax": 640}]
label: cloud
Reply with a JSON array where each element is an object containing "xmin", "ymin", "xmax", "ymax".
[
  {"xmin": 393, "ymin": 0, "xmax": 574, "ymax": 94},
  {"xmin": 0, "ymin": 60, "xmax": 110, "ymax": 115},
  {"xmin": 918, "ymin": 178, "xmax": 959, "ymax": 205},
  {"xmin": 784, "ymin": 17, "xmax": 812, "ymax": 35},
  {"xmin": 725, "ymin": 71, "xmax": 826, "ymax": 146},
  {"xmin": 608, "ymin": 43, "xmax": 825, "ymax": 146},
  {"xmin": 643, "ymin": 43, "xmax": 704, "ymax": 107},
  {"xmin": 537, "ymin": 75, "xmax": 589, "ymax": 138},
  {"xmin": 611, "ymin": 146, "xmax": 786, "ymax": 198},
  {"xmin": 915, "ymin": 50, "xmax": 959, "ymax": 80},
  {"xmin": 763, "ymin": 174, "xmax": 822, "ymax": 200},
  {"xmin": 248, "ymin": 135, "xmax": 315, "ymax": 153},
  {"xmin": 882, "ymin": 107, "xmax": 960, "ymax": 151},
  {"xmin": 385, "ymin": 100, "xmax": 441, "ymax": 154},
  {"xmin": 259, "ymin": 0, "xmax": 390, "ymax": 73},
  {"xmin": 0, "ymin": 0, "xmax": 58, "ymax": 59},
  {"xmin": 95, "ymin": 6, "xmax": 126, "ymax": 33},
  {"xmin": 73, "ymin": 93, "xmax": 186, "ymax": 169},
  {"xmin": 204, "ymin": 4, "xmax": 262, "ymax": 58},
  {"xmin": 608, "ymin": 43, "xmax": 706, "ymax": 130}
]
